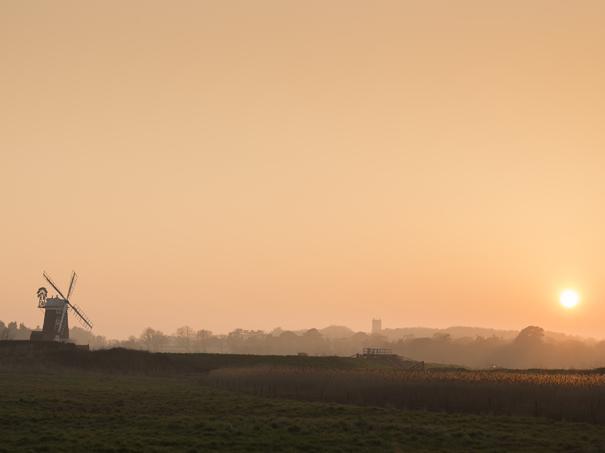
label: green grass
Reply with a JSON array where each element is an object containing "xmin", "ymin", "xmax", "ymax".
[{"xmin": 1, "ymin": 370, "xmax": 605, "ymax": 452}]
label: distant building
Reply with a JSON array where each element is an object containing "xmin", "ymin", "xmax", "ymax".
[{"xmin": 371, "ymin": 318, "xmax": 382, "ymax": 334}]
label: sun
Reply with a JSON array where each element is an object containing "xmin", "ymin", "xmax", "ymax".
[{"xmin": 560, "ymin": 289, "xmax": 580, "ymax": 309}]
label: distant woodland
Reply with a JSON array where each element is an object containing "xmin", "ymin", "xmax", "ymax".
[{"xmin": 2, "ymin": 320, "xmax": 605, "ymax": 369}]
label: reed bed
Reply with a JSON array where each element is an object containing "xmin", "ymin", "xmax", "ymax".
[{"xmin": 206, "ymin": 367, "xmax": 605, "ymax": 423}]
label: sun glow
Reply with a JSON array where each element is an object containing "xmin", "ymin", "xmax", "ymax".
[{"xmin": 560, "ymin": 289, "xmax": 580, "ymax": 309}]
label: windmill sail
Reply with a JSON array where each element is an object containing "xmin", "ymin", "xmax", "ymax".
[
  {"xmin": 69, "ymin": 303, "xmax": 93, "ymax": 329},
  {"xmin": 66, "ymin": 272, "xmax": 78, "ymax": 300},
  {"xmin": 43, "ymin": 271, "xmax": 67, "ymax": 300}
]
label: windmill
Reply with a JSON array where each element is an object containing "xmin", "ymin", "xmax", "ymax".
[{"xmin": 30, "ymin": 271, "xmax": 93, "ymax": 342}]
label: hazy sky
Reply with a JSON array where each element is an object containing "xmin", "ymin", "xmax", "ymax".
[{"xmin": 2, "ymin": 1, "xmax": 605, "ymax": 339}]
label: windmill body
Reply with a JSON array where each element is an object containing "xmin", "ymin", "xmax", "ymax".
[
  {"xmin": 38, "ymin": 296, "xmax": 70, "ymax": 341},
  {"xmin": 30, "ymin": 272, "xmax": 93, "ymax": 342}
]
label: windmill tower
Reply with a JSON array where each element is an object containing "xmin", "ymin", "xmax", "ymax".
[{"xmin": 30, "ymin": 271, "xmax": 93, "ymax": 342}]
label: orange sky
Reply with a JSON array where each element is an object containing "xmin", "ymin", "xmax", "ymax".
[{"xmin": 1, "ymin": 1, "xmax": 605, "ymax": 339}]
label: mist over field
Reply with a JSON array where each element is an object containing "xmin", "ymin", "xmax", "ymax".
[{"xmin": 4, "ymin": 319, "xmax": 604, "ymax": 369}]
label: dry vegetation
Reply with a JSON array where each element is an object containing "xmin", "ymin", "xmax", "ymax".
[
  {"xmin": 206, "ymin": 367, "xmax": 605, "ymax": 424},
  {"xmin": 2, "ymin": 346, "xmax": 605, "ymax": 451}
]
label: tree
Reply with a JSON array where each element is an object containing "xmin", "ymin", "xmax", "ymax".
[
  {"xmin": 140, "ymin": 328, "xmax": 167, "ymax": 352},
  {"xmin": 277, "ymin": 331, "xmax": 300, "ymax": 354},
  {"xmin": 433, "ymin": 332, "xmax": 452, "ymax": 342},
  {"xmin": 195, "ymin": 329, "xmax": 213, "ymax": 352},
  {"xmin": 302, "ymin": 329, "xmax": 325, "ymax": 354},
  {"xmin": 5, "ymin": 322, "xmax": 18, "ymax": 340},
  {"xmin": 515, "ymin": 326, "xmax": 545, "ymax": 346},
  {"xmin": 175, "ymin": 326, "xmax": 195, "ymax": 352}
]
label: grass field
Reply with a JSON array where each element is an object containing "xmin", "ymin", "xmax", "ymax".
[
  {"xmin": 1, "ymin": 370, "xmax": 605, "ymax": 452},
  {"xmin": 2, "ymin": 347, "xmax": 605, "ymax": 451}
]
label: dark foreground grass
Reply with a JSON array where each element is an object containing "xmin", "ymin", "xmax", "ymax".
[
  {"xmin": 0, "ymin": 345, "xmax": 419, "ymax": 374},
  {"xmin": 1, "ymin": 371, "xmax": 605, "ymax": 452}
]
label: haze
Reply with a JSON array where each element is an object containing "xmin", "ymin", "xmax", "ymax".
[{"xmin": 1, "ymin": 1, "xmax": 605, "ymax": 339}]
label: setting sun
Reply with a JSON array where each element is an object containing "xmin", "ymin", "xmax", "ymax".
[{"xmin": 560, "ymin": 290, "xmax": 581, "ymax": 309}]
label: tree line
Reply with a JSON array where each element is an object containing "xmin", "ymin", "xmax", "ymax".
[{"xmin": 2, "ymin": 320, "xmax": 605, "ymax": 369}]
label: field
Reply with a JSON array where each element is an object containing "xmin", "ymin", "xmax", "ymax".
[
  {"xmin": 207, "ymin": 367, "xmax": 605, "ymax": 423},
  {"xmin": 1, "ymin": 346, "xmax": 605, "ymax": 451}
]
